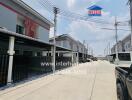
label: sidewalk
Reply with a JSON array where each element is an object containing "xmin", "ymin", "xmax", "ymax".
[{"xmin": 0, "ymin": 61, "xmax": 117, "ymax": 100}]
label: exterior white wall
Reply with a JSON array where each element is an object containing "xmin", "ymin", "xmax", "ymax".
[
  {"xmin": 50, "ymin": 36, "xmax": 87, "ymax": 53},
  {"xmin": 66, "ymin": 41, "xmax": 71, "ymax": 49},
  {"xmin": 17, "ymin": 16, "xmax": 24, "ymax": 26},
  {"xmin": 0, "ymin": 5, "xmax": 50, "ymax": 42},
  {"xmin": 124, "ymin": 41, "xmax": 131, "ymax": 51},
  {"xmin": 79, "ymin": 45, "xmax": 83, "ymax": 53},
  {"xmin": 111, "ymin": 46, "xmax": 116, "ymax": 54},
  {"xmin": 73, "ymin": 44, "xmax": 77, "ymax": 51},
  {"xmin": 56, "ymin": 40, "xmax": 60, "ymax": 47},
  {"xmin": 63, "ymin": 40, "xmax": 71, "ymax": 49},
  {"xmin": 63, "ymin": 53, "xmax": 72, "ymax": 57},
  {"xmin": 60, "ymin": 41, "xmax": 64, "ymax": 47},
  {"xmin": 37, "ymin": 26, "xmax": 49, "ymax": 42},
  {"xmin": 56, "ymin": 40, "xmax": 71, "ymax": 49},
  {"xmin": 0, "ymin": 5, "xmax": 17, "ymax": 32}
]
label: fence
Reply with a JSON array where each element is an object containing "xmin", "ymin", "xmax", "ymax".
[
  {"xmin": 12, "ymin": 55, "xmax": 72, "ymax": 83},
  {"xmin": 56, "ymin": 57, "xmax": 72, "ymax": 70},
  {"xmin": 29, "ymin": 56, "xmax": 52, "ymax": 75},
  {"xmin": 0, "ymin": 55, "xmax": 9, "ymax": 87},
  {"xmin": 12, "ymin": 55, "xmax": 29, "ymax": 83}
]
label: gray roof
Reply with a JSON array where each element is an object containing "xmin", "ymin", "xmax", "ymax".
[{"xmin": 50, "ymin": 34, "xmax": 78, "ymax": 43}]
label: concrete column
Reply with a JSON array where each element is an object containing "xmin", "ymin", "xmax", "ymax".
[
  {"xmin": 58, "ymin": 52, "xmax": 60, "ymax": 56},
  {"xmin": 34, "ymin": 52, "xmax": 37, "ymax": 56},
  {"xmin": 71, "ymin": 52, "xmax": 74, "ymax": 66},
  {"xmin": 7, "ymin": 36, "xmax": 15, "ymax": 84},
  {"xmin": 51, "ymin": 46, "xmax": 55, "ymax": 73},
  {"xmin": 42, "ymin": 51, "xmax": 47, "ymax": 56}
]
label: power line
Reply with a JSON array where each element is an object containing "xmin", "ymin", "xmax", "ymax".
[
  {"xmin": 22, "ymin": 0, "xmax": 130, "ymax": 26},
  {"xmin": 101, "ymin": 28, "xmax": 131, "ymax": 31},
  {"xmin": 36, "ymin": 0, "xmax": 114, "ymax": 25}
]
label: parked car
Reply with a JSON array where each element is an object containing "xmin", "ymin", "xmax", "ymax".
[
  {"xmin": 91, "ymin": 57, "xmax": 98, "ymax": 61},
  {"xmin": 86, "ymin": 58, "xmax": 92, "ymax": 62},
  {"xmin": 110, "ymin": 52, "xmax": 132, "ymax": 67},
  {"xmin": 115, "ymin": 64, "xmax": 132, "ymax": 100}
]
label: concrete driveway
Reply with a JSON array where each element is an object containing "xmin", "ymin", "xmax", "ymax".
[{"xmin": 0, "ymin": 61, "xmax": 117, "ymax": 100}]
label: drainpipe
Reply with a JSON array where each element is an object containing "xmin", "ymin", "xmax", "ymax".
[{"xmin": 7, "ymin": 36, "xmax": 15, "ymax": 85}]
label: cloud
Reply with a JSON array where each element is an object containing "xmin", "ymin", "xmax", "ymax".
[
  {"xmin": 22, "ymin": 0, "xmax": 130, "ymax": 56},
  {"xmin": 66, "ymin": 9, "xmax": 130, "ymax": 55},
  {"xmin": 67, "ymin": 0, "xmax": 75, "ymax": 8}
]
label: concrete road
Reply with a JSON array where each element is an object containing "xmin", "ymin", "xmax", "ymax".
[{"xmin": 0, "ymin": 61, "xmax": 117, "ymax": 100}]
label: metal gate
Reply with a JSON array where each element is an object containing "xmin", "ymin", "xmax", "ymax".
[
  {"xmin": 12, "ymin": 55, "xmax": 29, "ymax": 83},
  {"xmin": 29, "ymin": 56, "xmax": 52, "ymax": 75},
  {"xmin": 12, "ymin": 56, "xmax": 72, "ymax": 83},
  {"xmin": 56, "ymin": 57, "xmax": 72, "ymax": 70},
  {"xmin": 0, "ymin": 55, "xmax": 9, "ymax": 87},
  {"xmin": 12, "ymin": 56, "xmax": 52, "ymax": 82}
]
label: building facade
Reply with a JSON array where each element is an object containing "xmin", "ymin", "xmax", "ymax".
[
  {"xmin": 122, "ymin": 34, "xmax": 131, "ymax": 52},
  {"xmin": 111, "ymin": 34, "xmax": 131, "ymax": 54},
  {"xmin": 0, "ymin": 0, "xmax": 77, "ymax": 87},
  {"xmin": 49, "ymin": 34, "xmax": 87, "ymax": 54},
  {"xmin": 0, "ymin": 0, "xmax": 52, "ymax": 42}
]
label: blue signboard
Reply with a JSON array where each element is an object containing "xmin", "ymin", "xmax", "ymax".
[{"xmin": 87, "ymin": 5, "xmax": 102, "ymax": 16}]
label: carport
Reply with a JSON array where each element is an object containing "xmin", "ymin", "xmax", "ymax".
[{"xmin": 0, "ymin": 29, "xmax": 73, "ymax": 87}]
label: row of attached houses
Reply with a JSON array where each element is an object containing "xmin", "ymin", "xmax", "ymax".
[
  {"xmin": 0, "ymin": 0, "xmax": 75, "ymax": 87},
  {"xmin": 0, "ymin": 0, "xmax": 89, "ymax": 88},
  {"xmin": 0, "ymin": 0, "xmax": 54, "ymax": 57},
  {"xmin": 49, "ymin": 34, "xmax": 88, "ymax": 63},
  {"xmin": 111, "ymin": 34, "xmax": 131, "ymax": 54},
  {"xmin": 49, "ymin": 34, "xmax": 88, "ymax": 54}
]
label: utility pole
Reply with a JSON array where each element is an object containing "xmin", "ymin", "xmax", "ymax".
[
  {"xmin": 106, "ymin": 42, "xmax": 111, "ymax": 61},
  {"xmin": 52, "ymin": 7, "xmax": 59, "ymax": 73},
  {"xmin": 129, "ymin": 1, "xmax": 132, "ymax": 64},
  {"xmin": 129, "ymin": 0, "xmax": 132, "ymax": 50},
  {"xmin": 115, "ymin": 17, "xmax": 119, "ymax": 64},
  {"xmin": 106, "ymin": 45, "xmax": 108, "ymax": 56},
  {"xmin": 104, "ymin": 48, "xmax": 106, "ymax": 56},
  {"xmin": 108, "ymin": 42, "xmax": 111, "ymax": 55},
  {"xmin": 92, "ymin": 49, "xmax": 94, "ymax": 56},
  {"xmin": 88, "ymin": 47, "xmax": 90, "ymax": 55},
  {"xmin": 91, "ymin": 48, "xmax": 93, "ymax": 56},
  {"xmin": 107, "ymin": 42, "xmax": 111, "ymax": 55}
]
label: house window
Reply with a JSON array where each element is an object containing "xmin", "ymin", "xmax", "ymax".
[{"xmin": 16, "ymin": 25, "xmax": 24, "ymax": 34}]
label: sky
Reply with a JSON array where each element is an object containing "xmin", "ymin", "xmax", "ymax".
[{"xmin": 23, "ymin": 0, "xmax": 130, "ymax": 56}]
